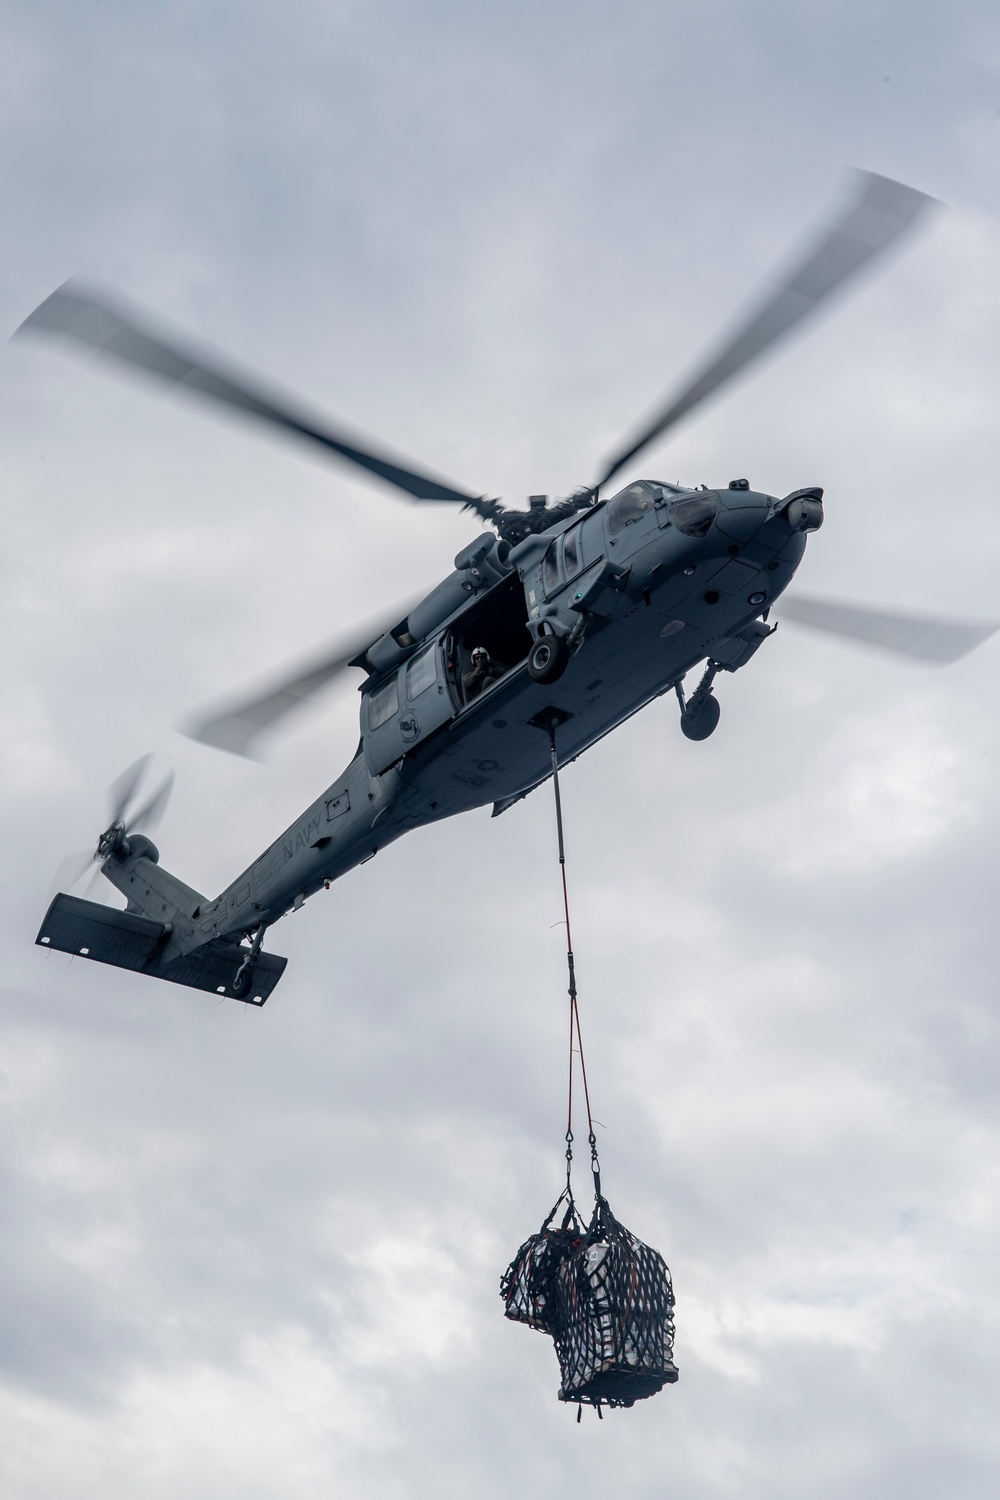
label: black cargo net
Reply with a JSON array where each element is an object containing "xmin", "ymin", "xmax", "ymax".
[
  {"xmin": 549, "ymin": 1196, "xmax": 677, "ymax": 1409},
  {"xmin": 500, "ymin": 716, "xmax": 678, "ymax": 1416},
  {"xmin": 500, "ymin": 1190, "xmax": 586, "ymax": 1335}
]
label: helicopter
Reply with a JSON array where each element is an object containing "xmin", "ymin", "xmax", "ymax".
[{"xmin": 23, "ymin": 171, "xmax": 997, "ymax": 1005}]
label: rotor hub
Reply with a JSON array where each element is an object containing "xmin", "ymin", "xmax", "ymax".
[{"xmin": 97, "ymin": 823, "xmax": 127, "ymax": 860}]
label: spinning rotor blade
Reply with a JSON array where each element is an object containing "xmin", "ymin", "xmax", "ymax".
[
  {"xmin": 181, "ymin": 602, "xmax": 417, "ymax": 758},
  {"xmin": 107, "ymin": 753, "xmax": 153, "ymax": 827},
  {"xmin": 597, "ymin": 171, "xmax": 937, "ymax": 488},
  {"xmin": 49, "ymin": 849, "xmax": 99, "ymax": 898},
  {"xmin": 50, "ymin": 754, "xmax": 172, "ymax": 897},
  {"xmin": 779, "ymin": 594, "xmax": 999, "ymax": 664},
  {"xmin": 127, "ymin": 771, "xmax": 174, "ymax": 834},
  {"xmin": 16, "ymin": 280, "xmax": 488, "ymax": 512}
]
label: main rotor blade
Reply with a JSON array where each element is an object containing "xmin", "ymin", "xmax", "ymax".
[
  {"xmin": 15, "ymin": 280, "xmax": 488, "ymax": 512},
  {"xmin": 180, "ymin": 601, "xmax": 417, "ymax": 758},
  {"xmin": 596, "ymin": 172, "xmax": 937, "ymax": 488},
  {"xmin": 779, "ymin": 593, "xmax": 999, "ymax": 664}
]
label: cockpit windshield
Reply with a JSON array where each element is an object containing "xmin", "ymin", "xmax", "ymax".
[
  {"xmin": 668, "ymin": 491, "xmax": 719, "ymax": 537},
  {"xmin": 606, "ymin": 482, "xmax": 656, "ymax": 534}
]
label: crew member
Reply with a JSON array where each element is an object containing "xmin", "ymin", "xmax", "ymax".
[{"xmin": 462, "ymin": 646, "xmax": 504, "ymax": 700}]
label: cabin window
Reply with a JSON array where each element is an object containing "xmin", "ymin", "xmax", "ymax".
[
  {"xmin": 563, "ymin": 526, "xmax": 583, "ymax": 578},
  {"xmin": 368, "ymin": 676, "xmax": 399, "ymax": 730},
  {"xmin": 669, "ymin": 491, "xmax": 719, "ymax": 536},
  {"xmin": 607, "ymin": 483, "xmax": 654, "ymax": 533},
  {"xmin": 542, "ymin": 541, "xmax": 561, "ymax": 595},
  {"xmin": 406, "ymin": 643, "xmax": 438, "ymax": 699}
]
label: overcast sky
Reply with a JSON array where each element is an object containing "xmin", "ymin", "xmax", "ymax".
[{"xmin": 3, "ymin": 2, "xmax": 1000, "ymax": 1496}]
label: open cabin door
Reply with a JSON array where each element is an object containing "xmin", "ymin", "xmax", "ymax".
[{"xmin": 361, "ymin": 573, "xmax": 532, "ymax": 776}]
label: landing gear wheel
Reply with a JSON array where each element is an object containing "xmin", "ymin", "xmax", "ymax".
[
  {"xmin": 232, "ymin": 962, "xmax": 256, "ymax": 998},
  {"xmin": 528, "ymin": 635, "xmax": 569, "ymax": 685},
  {"xmin": 680, "ymin": 694, "xmax": 721, "ymax": 741}
]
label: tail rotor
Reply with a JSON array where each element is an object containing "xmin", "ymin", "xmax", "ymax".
[{"xmin": 51, "ymin": 755, "xmax": 174, "ymax": 897}]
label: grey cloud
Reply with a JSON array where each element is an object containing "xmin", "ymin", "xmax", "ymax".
[{"xmin": 3, "ymin": 0, "xmax": 1000, "ymax": 1496}]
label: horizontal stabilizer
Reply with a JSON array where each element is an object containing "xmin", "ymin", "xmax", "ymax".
[
  {"xmin": 159, "ymin": 938, "xmax": 287, "ymax": 1004},
  {"xmin": 37, "ymin": 893, "xmax": 287, "ymax": 1005},
  {"xmin": 38, "ymin": 893, "xmax": 165, "ymax": 969}
]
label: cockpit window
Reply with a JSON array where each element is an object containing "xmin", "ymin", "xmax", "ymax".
[
  {"xmin": 607, "ymin": 483, "xmax": 655, "ymax": 534},
  {"xmin": 668, "ymin": 491, "xmax": 719, "ymax": 537},
  {"xmin": 368, "ymin": 676, "xmax": 399, "ymax": 729},
  {"xmin": 543, "ymin": 541, "xmax": 561, "ymax": 595},
  {"xmin": 405, "ymin": 644, "xmax": 438, "ymax": 699},
  {"xmin": 563, "ymin": 525, "xmax": 583, "ymax": 578}
]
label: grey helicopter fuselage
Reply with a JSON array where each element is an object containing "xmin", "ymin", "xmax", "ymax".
[{"xmin": 90, "ymin": 477, "xmax": 820, "ymax": 995}]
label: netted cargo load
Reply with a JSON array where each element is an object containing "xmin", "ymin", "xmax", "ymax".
[
  {"xmin": 500, "ymin": 1192, "xmax": 586, "ymax": 1333},
  {"xmin": 552, "ymin": 1195, "xmax": 677, "ymax": 1409},
  {"xmin": 500, "ymin": 1190, "xmax": 677, "ymax": 1412}
]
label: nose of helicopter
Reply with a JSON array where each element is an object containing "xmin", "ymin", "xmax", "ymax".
[{"xmin": 713, "ymin": 487, "xmax": 773, "ymax": 543}]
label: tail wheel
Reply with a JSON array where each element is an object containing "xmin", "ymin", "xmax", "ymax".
[
  {"xmin": 680, "ymin": 694, "xmax": 721, "ymax": 741},
  {"xmin": 232, "ymin": 962, "xmax": 256, "ymax": 998},
  {"xmin": 527, "ymin": 635, "xmax": 570, "ymax": 685}
]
